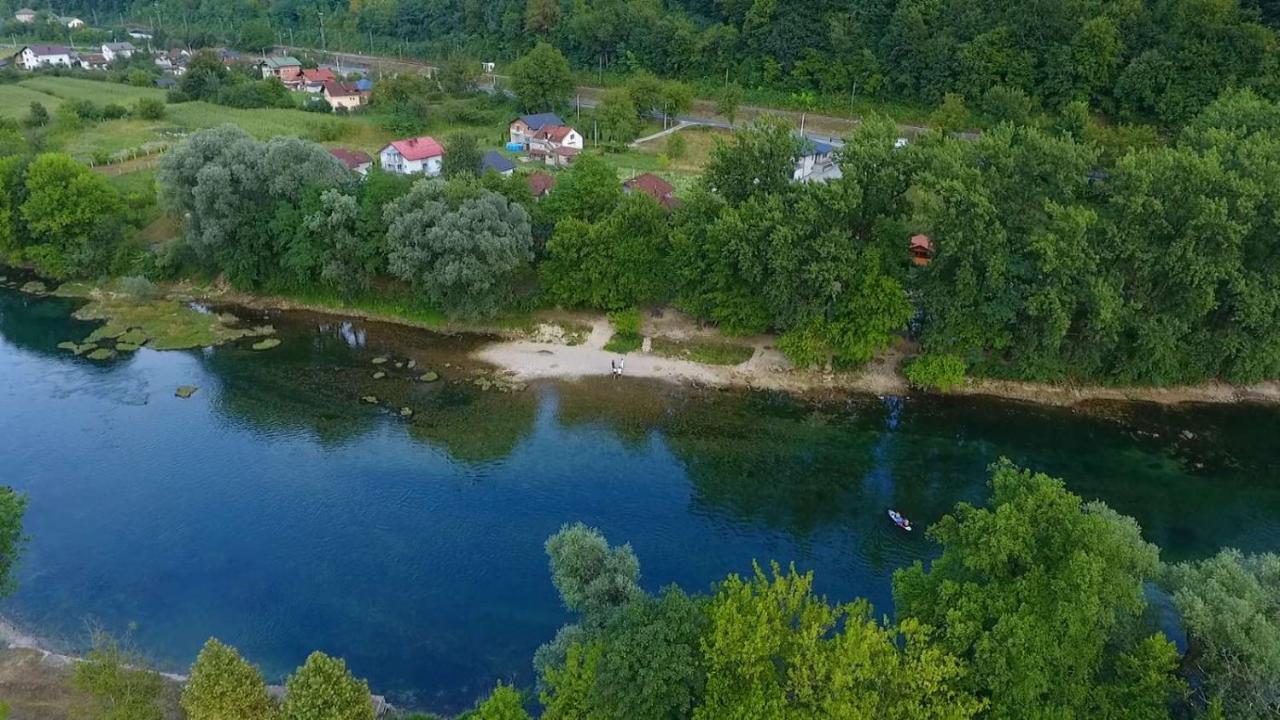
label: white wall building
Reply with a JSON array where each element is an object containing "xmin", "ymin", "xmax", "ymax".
[
  {"xmin": 379, "ymin": 136, "xmax": 445, "ymax": 176},
  {"xmin": 18, "ymin": 45, "xmax": 74, "ymax": 70}
]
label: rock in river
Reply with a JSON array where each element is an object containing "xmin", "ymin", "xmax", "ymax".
[
  {"xmin": 251, "ymin": 338, "xmax": 282, "ymax": 351},
  {"xmin": 418, "ymin": 371, "xmax": 439, "ymax": 383},
  {"xmin": 86, "ymin": 348, "xmax": 115, "ymax": 361},
  {"xmin": 175, "ymin": 386, "xmax": 198, "ymax": 399},
  {"xmin": 373, "ymin": 371, "xmax": 387, "ymax": 379},
  {"xmin": 361, "ymin": 395, "xmax": 379, "ymax": 404},
  {"xmin": 372, "ymin": 357, "xmax": 389, "ymax": 365}
]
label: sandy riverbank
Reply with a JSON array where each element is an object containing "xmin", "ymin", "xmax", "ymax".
[{"xmin": 17, "ymin": 277, "xmax": 1277, "ymax": 409}]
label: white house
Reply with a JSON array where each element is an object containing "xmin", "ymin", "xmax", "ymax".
[
  {"xmin": 77, "ymin": 52, "xmax": 109, "ymax": 70},
  {"xmin": 509, "ymin": 113, "xmax": 564, "ymax": 148},
  {"xmin": 60, "ymin": 16, "xmax": 85, "ymax": 28},
  {"xmin": 793, "ymin": 139, "xmax": 837, "ymax": 182},
  {"xmin": 379, "ymin": 136, "xmax": 445, "ymax": 176},
  {"xmin": 14, "ymin": 8, "xmax": 35, "ymax": 23},
  {"xmin": 528, "ymin": 124, "xmax": 584, "ymax": 168},
  {"xmin": 102, "ymin": 42, "xmax": 136, "ymax": 62},
  {"xmin": 18, "ymin": 45, "xmax": 74, "ymax": 70}
]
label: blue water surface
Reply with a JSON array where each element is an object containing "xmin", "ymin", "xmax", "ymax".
[{"xmin": 1, "ymin": 286, "xmax": 1279, "ymax": 713}]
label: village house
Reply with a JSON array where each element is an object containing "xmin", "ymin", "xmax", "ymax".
[
  {"xmin": 321, "ymin": 81, "xmax": 366, "ymax": 111},
  {"xmin": 379, "ymin": 136, "xmax": 445, "ymax": 176},
  {"xmin": 14, "ymin": 8, "xmax": 35, "ymax": 22},
  {"xmin": 126, "ymin": 28, "xmax": 153, "ymax": 41},
  {"xmin": 622, "ymin": 172, "xmax": 681, "ymax": 210},
  {"xmin": 76, "ymin": 52, "xmax": 109, "ymax": 71},
  {"xmin": 793, "ymin": 139, "xmax": 836, "ymax": 182},
  {"xmin": 17, "ymin": 45, "xmax": 74, "ymax": 70},
  {"xmin": 509, "ymin": 113, "xmax": 564, "ymax": 149},
  {"xmin": 259, "ymin": 56, "xmax": 302, "ymax": 85},
  {"xmin": 527, "ymin": 172, "xmax": 557, "ymax": 199},
  {"xmin": 101, "ymin": 42, "xmax": 136, "ymax": 62},
  {"xmin": 60, "ymin": 16, "xmax": 85, "ymax": 28},
  {"xmin": 329, "ymin": 148, "xmax": 373, "ymax": 176},
  {"xmin": 528, "ymin": 124, "xmax": 583, "ymax": 168},
  {"xmin": 910, "ymin": 234, "xmax": 935, "ymax": 266},
  {"xmin": 480, "ymin": 150, "xmax": 515, "ymax": 176},
  {"xmin": 300, "ymin": 68, "xmax": 336, "ymax": 93}
]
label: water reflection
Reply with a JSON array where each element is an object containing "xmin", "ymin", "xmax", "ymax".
[{"xmin": 3, "ymin": 284, "xmax": 1280, "ymax": 712}]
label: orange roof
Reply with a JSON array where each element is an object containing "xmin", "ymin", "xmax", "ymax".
[{"xmin": 910, "ymin": 234, "xmax": 934, "ymax": 252}]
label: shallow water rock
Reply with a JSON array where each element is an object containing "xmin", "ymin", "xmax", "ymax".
[
  {"xmin": 217, "ymin": 312, "xmax": 240, "ymax": 325},
  {"xmin": 372, "ymin": 357, "xmax": 389, "ymax": 365},
  {"xmin": 85, "ymin": 326, "xmax": 126, "ymax": 343},
  {"xmin": 115, "ymin": 342, "xmax": 141, "ymax": 352},
  {"xmin": 372, "ymin": 371, "xmax": 387, "ymax": 379},
  {"xmin": 20, "ymin": 281, "xmax": 46, "ymax": 295},
  {"xmin": 407, "ymin": 360, "xmax": 417, "ymax": 369},
  {"xmin": 418, "ymin": 371, "xmax": 439, "ymax": 383},
  {"xmin": 246, "ymin": 325, "xmax": 276, "ymax": 337},
  {"xmin": 361, "ymin": 395, "xmax": 379, "ymax": 404},
  {"xmin": 57, "ymin": 341, "xmax": 78, "ymax": 352},
  {"xmin": 86, "ymin": 348, "xmax": 115, "ymax": 361},
  {"xmin": 175, "ymin": 386, "xmax": 198, "ymax": 399},
  {"xmin": 395, "ymin": 362, "xmax": 404, "ymax": 369},
  {"xmin": 251, "ymin": 338, "xmax": 281, "ymax": 351},
  {"xmin": 400, "ymin": 407, "xmax": 413, "ymax": 417}
]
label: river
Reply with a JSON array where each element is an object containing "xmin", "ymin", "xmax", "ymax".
[{"xmin": 1, "ymin": 285, "xmax": 1279, "ymax": 713}]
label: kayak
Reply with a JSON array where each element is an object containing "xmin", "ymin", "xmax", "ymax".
[{"xmin": 888, "ymin": 510, "xmax": 912, "ymax": 531}]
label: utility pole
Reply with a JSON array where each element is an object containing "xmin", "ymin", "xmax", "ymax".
[
  {"xmin": 367, "ymin": 29, "xmax": 372, "ymax": 55},
  {"xmin": 318, "ymin": 9, "xmax": 326, "ymax": 55}
]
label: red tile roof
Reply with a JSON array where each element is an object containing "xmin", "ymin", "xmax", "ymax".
[
  {"xmin": 303, "ymin": 68, "xmax": 336, "ymax": 83},
  {"xmin": 538, "ymin": 124, "xmax": 576, "ymax": 142},
  {"xmin": 387, "ymin": 136, "xmax": 444, "ymax": 161},
  {"xmin": 623, "ymin": 173, "xmax": 675, "ymax": 199},
  {"xmin": 910, "ymin": 234, "xmax": 934, "ymax": 252},
  {"xmin": 328, "ymin": 147, "xmax": 372, "ymax": 170},
  {"xmin": 527, "ymin": 172, "xmax": 557, "ymax": 197}
]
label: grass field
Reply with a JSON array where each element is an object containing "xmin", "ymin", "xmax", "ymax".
[
  {"xmin": 0, "ymin": 83, "xmax": 65, "ymax": 119},
  {"xmin": 19, "ymin": 76, "xmax": 167, "ymax": 104}
]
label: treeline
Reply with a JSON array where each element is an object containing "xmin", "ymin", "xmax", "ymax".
[
  {"xmin": 21, "ymin": 462, "xmax": 1278, "ymax": 718},
  {"xmin": 44, "ymin": 0, "xmax": 1280, "ymax": 126}
]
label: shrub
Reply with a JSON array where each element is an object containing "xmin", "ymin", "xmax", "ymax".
[
  {"xmin": 904, "ymin": 353, "xmax": 967, "ymax": 391},
  {"xmin": 23, "ymin": 102, "xmax": 49, "ymax": 128},
  {"xmin": 666, "ymin": 132, "xmax": 687, "ymax": 159},
  {"xmin": 181, "ymin": 638, "xmax": 275, "ymax": 720},
  {"xmin": 134, "ymin": 98, "xmax": 166, "ymax": 120},
  {"xmin": 608, "ymin": 308, "xmax": 642, "ymax": 337},
  {"xmin": 72, "ymin": 632, "xmax": 164, "ymax": 720},
  {"xmin": 280, "ymin": 652, "xmax": 374, "ymax": 720},
  {"xmin": 102, "ymin": 103, "xmax": 129, "ymax": 120},
  {"xmin": 118, "ymin": 275, "xmax": 157, "ymax": 300}
]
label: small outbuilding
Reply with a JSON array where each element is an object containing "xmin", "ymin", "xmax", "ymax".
[
  {"xmin": 480, "ymin": 150, "xmax": 515, "ymax": 176},
  {"xmin": 910, "ymin": 234, "xmax": 935, "ymax": 266}
]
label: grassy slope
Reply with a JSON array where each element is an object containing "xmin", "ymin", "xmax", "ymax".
[{"xmin": 0, "ymin": 83, "xmax": 65, "ymax": 118}]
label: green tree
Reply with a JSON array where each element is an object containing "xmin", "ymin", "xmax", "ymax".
[
  {"xmin": 1164, "ymin": 550, "xmax": 1280, "ymax": 718},
  {"xmin": 443, "ymin": 133, "xmax": 483, "ymax": 178},
  {"xmin": 702, "ymin": 116, "xmax": 800, "ymax": 205},
  {"xmin": 929, "ymin": 93, "xmax": 970, "ymax": 134},
  {"xmin": 438, "ymin": 54, "xmax": 481, "ymax": 94},
  {"xmin": 509, "ymin": 42, "xmax": 572, "ymax": 112},
  {"xmin": 696, "ymin": 562, "xmax": 981, "ymax": 720},
  {"xmin": 544, "ymin": 522, "xmax": 644, "ymax": 622},
  {"xmin": 20, "ymin": 153, "xmax": 123, "ymax": 278},
  {"xmin": 473, "ymin": 683, "xmax": 531, "ymax": 720},
  {"xmin": 541, "ymin": 189, "xmax": 671, "ymax": 310},
  {"xmin": 0, "ymin": 487, "xmax": 26, "ymax": 597},
  {"xmin": 384, "ymin": 178, "xmax": 533, "ymax": 318},
  {"xmin": 299, "ymin": 189, "xmax": 380, "ymax": 298},
  {"xmin": 23, "ymin": 102, "xmax": 49, "ymax": 128},
  {"xmin": 177, "ymin": 51, "xmax": 230, "ymax": 101},
  {"xmin": 181, "ymin": 638, "xmax": 275, "ymax": 720},
  {"xmin": 595, "ymin": 88, "xmax": 643, "ymax": 147},
  {"xmin": 542, "ymin": 154, "xmax": 622, "ymax": 223},
  {"xmin": 524, "ymin": 0, "xmax": 561, "ymax": 36},
  {"xmin": 893, "ymin": 460, "xmax": 1185, "ymax": 718},
  {"xmin": 280, "ymin": 651, "xmax": 374, "ymax": 720},
  {"xmin": 72, "ymin": 632, "xmax": 165, "ymax": 720},
  {"xmin": 716, "ymin": 83, "xmax": 744, "ymax": 127}
]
